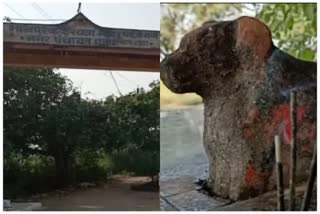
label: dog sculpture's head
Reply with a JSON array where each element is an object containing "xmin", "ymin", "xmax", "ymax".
[{"xmin": 161, "ymin": 16, "xmax": 274, "ymax": 98}]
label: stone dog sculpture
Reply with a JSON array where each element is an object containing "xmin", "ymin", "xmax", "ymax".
[{"xmin": 160, "ymin": 16, "xmax": 316, "ymax": 201}]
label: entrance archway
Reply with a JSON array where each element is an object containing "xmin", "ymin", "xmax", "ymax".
[
  {"xmin": 3, "ymin": 10, "xmax": 160, "ymax": 211},
  {"xmin": 4, "ymin": 12, "xmax": 159, "ymax": 71}
]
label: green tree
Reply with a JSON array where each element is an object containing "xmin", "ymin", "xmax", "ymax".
[
  {"xmin": 258, "ymin": 3, "xmax": 316, "ymax": 61},
  {"xmin": 4, "ymin": 67, "xmax": 83, "ymax": 187},
  {"xmin": 41, "ymin": 90, "xmax": 84, "ymax": 187},
  {"xmin": 111, "ymin": 81, "xmax": 160, "ymax": 178},
  {"xmin": 4, "ymin": 67, "xmax": 160, "ymax": 194},
  {"xmin": 4, "ymin": 67, "xmax": 71, "ymax": 157}
]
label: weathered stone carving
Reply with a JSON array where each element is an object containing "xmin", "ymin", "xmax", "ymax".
[{"xmin": 161, "ymin": 16, "xmax": 316, "ymax": 200}]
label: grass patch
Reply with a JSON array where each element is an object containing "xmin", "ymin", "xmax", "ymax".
[{"xmin": 160, "ymin": 81, "xmax": 202, "ymax": 108}]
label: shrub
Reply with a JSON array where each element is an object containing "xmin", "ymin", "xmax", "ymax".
[
  {"xmin": 75, "ymin": 150, "xmax": 113, "ymax": 182},
  {"xmin": 4, "ymin": 153, "xmax": 56, "ymax": 199}
]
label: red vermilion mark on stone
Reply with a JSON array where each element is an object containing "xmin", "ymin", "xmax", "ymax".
[
  {"xmin": 246, "ymin": 164, "xmax": 273, "ymax": 189},
  {"xmin": 244, "ymin": 108, "xmax": 261, "ymax": 125},
  {"xmin": 246, "ymin": 164, "xmax": 256, "ymax": 186},
  {"xmin": 265, "ymin": 104, "xmax": 306, "ymax": 144},
  {"xmin": 242, "ymin": 108, "xmax": 260, "ymax": 139},
  {"xmin": 244, "ymin": 129, "xmax": 253, "ymax": 138}
]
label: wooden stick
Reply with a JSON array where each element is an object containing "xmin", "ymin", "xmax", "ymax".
[
  {"xmin": 289, "ymin": 91, "xmax": 297, "ymax": 210},
  {"xmin": 300, "ymin": 144, "xmax": 317, "ymax": 211},
  {"xmin": 275, "ymin": 135, "xmax": 285, "ymax": 211}
]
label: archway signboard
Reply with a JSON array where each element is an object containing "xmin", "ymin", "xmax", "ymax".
[{"xmin": 4, "ymin": 13, "xmax": 160, "ymax": 72}]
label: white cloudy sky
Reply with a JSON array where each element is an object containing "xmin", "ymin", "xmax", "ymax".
[{"xmin": 3, "ymin": 2, "xmax": 160, "ymax": 100}]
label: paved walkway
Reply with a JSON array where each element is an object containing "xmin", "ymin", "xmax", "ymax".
[
  {"xmin": 160, "ymin": 176, "xmax": 231, "ymax": 211},
  {"xmin": 160, "ymin": 177, "xmax": 316, "ymax": 211}
]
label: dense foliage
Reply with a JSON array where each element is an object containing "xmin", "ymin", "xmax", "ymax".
[
  {"xmin": 257, "ymin": 3, "xmax": 316, "ymax": 61},
  {"xmin": 4, "ymin": 67, "xmax": 159, "ymax": 198}
]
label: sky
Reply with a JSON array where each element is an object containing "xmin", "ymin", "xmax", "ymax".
[{"xmin": 3, "ymin": 2, "xmax": 160, "ymax": 100}]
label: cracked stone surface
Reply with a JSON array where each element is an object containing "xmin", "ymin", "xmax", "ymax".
[
  {"xmin": 160, "ymin": 196, "xmax": 178, "ymax": 211},
  {"xmin": 166, "ymin": 190, "xmax": 229, "ymax": 211},
  {"xmin": 160, "ymin": 177, "xmax": 195, "ymax": 197}
]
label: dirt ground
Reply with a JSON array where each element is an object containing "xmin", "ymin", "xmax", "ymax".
[{"xmin": 38, "ymin": 176, "xmax": 159, "ymax": 211}]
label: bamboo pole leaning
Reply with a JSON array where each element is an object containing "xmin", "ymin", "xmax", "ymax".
[
  {"xmin": 275, "ymin": 135, "xmax": 285, "ymax": 211},
  {"xmin": 300, "ymin": 143, "xmax": 317, "ymax": 211},
  {"xmin": 289, "ymin": 91, "xmax": 297, "ymax": 211}
]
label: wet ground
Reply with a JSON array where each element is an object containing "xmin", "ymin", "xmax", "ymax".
[
  {"xmin": 41, "ymin": 176, "xmax": 159, "ymax": 211},
  {"xmin": 7, "ymin": 176, "xmax": 159, "ymax": 211}
]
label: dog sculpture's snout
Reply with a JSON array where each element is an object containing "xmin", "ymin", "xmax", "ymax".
[
  {"xmin": 160, "ymin": 56, "xmax": 171, "ymax": 81},
  {"xmin": 161, "ymin": 54, "xmax": 176, "ymax": 70},
  {"xmin": 161, "ymin": 55, "xmax": 183, "ymax": 81}
]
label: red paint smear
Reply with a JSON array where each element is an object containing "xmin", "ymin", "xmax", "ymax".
[
  {"xmin": 246, "ymin": 164, "xmax": 256, "ymax": 186},
  {"xmin": 271, "ymin": 104, "xmax": 305, "ymax": 123},
  {"xmin": 242, "ymin": 108, "xmax": 260, "ymax": 139},
  {"xmin": 246, "ymin": 164, "xmax": 273, "ymax": 189},
  {"xmin": 243, "ymin": 108, "xmax": 261, "ymax": 126},
  {"xmin": 301, "ymin": 145, "xmax": 313, "ymax": 153},
  {"xmin": 266, "ymin": 104, "xmax": 306, "ymax": 145},
  {"xmin": 244, "ymin": 130, "xmax": 253, "ymax": 138},
  {"xmin": 248, "ymin": 109, "xmax": 261, "ymax": 123}
]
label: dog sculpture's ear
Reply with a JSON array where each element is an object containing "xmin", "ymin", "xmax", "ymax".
[{"xmin": 235, "ymin": 16, "xmax": 273, "ymax": 61}]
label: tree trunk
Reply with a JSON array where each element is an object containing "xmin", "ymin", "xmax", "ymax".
[{"xmin": 53, "ymin": 149, "xmax": 76, "ymax": 188}]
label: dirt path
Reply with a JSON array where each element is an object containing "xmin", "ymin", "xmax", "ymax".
[{"xmin": 39, "ymin": 176, "xmax": 159, "ymax": 211}]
